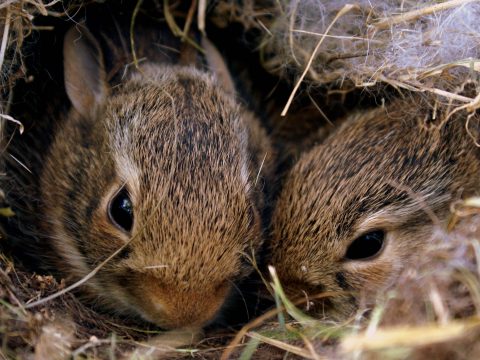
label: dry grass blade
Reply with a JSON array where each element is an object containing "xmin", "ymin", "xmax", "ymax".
[
  {"xmin": 422, "ymin": 87, "xmax": 474, "ymax": 103},
  {"xmin": 465, "ymin": 112, "xmax": 480, "ymax": 147},
  {"xmin": 0, "ymin": 114, "xmax": 24, "ymax": 134},
  {"xmin": 130, "ymin": 0, "xmax": 144, "ymax": 68},
  {"xmin": 464, "ymin": 197, "xmax": 480, "ymax": 208},
  {"xmin": 247, "ymin": 332, "xmax": 322, "ymax": 359},
  {"xmin": 418, "ymin": 58, "xmax": 480, "ymax": 79},
  {"xmin": 163, "ymin": 0, "xmax": 204, "ymax": 52},
  {"xmin": 341, "ymin": 317, "xmax": 480, "ymax": 352},
  {"xmin": 281, "ymin": 4, "xmax": 357, "ymax": 116},
  {"xmin": 292, "ymin": 29, "xmax": 378, "ymax": 43},
  {"xmin": 298, "ymin": 331, "xmax": 323, "ymax": 360},
  {"xmin": 197, "ymin": 0, "xmax": 207, "ymax": 34},
  {"xmin": 163, "ymin": 0, "xmax": 183, "ymax": 37},
  {"xmin": 182, "ymin": 0, "xmax": 197, "ymax": 41},
  {"xmin": 0, "ymin": 5, "xmax": 12, "ymax": 72},
  {"xmin": 238, "ymin": 337, "xmax": 261, "ymax": 360},
  {"xmin": 254, "ymin": 152, "xmax": 268, "ymax": 187},
  {"xmin": 372, "ymin": 0, "xmax": 480, "ymax": 30},
  {"xmin": 446, "ymin": 92, "xmax": 480, "ymax": 123},
  {"xmin": 0, "ymin": 1, "xmax": 18, "ymax": 10},
  {"xmin": 268, "ymin": 266, "xmax": 316, "ymax": 325},
  {"xmin": 25, "ymin": 0, "xmax": 61, "ymax": 16}
]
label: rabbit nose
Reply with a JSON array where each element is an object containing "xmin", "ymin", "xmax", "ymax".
[
  {"xmin": 151, "ymin": 286, "xmax": 230, "ymax": 329},
  {"xmin": 136, "ymin": 275, "xmax": 231, "ymax": 329}
]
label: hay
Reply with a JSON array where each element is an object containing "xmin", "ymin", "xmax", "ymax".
[
  {"xmin": 0, "ymin": 253, "xmax": 137, "ymax": 358},
  {"xmin": 0, "ymin": 1, "xmax": 65, "ymax": 104},
  {"xmin": 1, "ymin": 0, "xmax": 480, "ymax": 359},
  {"xmin": 214, "ymin": 0, "xmax": 480, "ymax": 116}
]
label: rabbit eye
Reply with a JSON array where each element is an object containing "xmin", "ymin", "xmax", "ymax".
[
  {"xmin": 109, "ymin": 188, "xmax": 134, "ymax": 232},
  {"xmin": 345, "ymin": 230, "xmax": 385, "ymax": 260}
]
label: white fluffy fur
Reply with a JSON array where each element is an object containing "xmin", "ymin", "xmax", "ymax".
[{"xmin": 265, "ymin": 0, "xmax": 480, "ymax": 85}]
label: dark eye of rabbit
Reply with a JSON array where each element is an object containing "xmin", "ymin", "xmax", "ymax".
[
  {"xmin": 109, "ymin": 188, "xmax": 134, "ymax": 232},
  {"xmin": 345, "ymin": 230, "xmax": 385, "ymax": 260}
]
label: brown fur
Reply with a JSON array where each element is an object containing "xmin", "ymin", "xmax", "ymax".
[
  {"xmin": 269, "ymin": 98, "xmax": 480, "ymax": 318},
  {"xmin": 31, "ymin": 25, "xmax": 274, "ymax": 330}
]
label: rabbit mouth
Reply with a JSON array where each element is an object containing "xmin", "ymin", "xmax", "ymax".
[{"xmin": 306, "ymin": 297, "xmax": 355, "ymax": 318}]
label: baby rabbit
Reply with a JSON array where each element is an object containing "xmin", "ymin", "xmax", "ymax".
[
  {"xmin": 269, "ymin": 97, "xmax": 480, "ymax": 318},
  {"xmin": 8, "ymin": 23, "xmax": 273, "ymax": 330}
]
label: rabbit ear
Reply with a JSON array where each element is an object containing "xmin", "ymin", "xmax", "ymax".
[
  {"xmin": 64, "ymin": 25, "xmax": 108, "ymax": 118},
  {"xmin": 201, "ymin": 36, "xmax": 236, "ymax": 96}
]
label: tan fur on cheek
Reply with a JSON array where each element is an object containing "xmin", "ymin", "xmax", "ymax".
[{"xmin": 345, "ymin": 262, "xmax": 395, "ymax": 293}]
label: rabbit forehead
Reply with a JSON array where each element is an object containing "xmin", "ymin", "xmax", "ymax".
[
  {"xmin": 106, "ymin": 95, "xmax": 250, "ymax": 197},
  {"xmin": 105, "ymin": 64, "xmax": 238, "ymax": 127},
  {"xmin": 102, "ymin": 65, "xmax": 249, "ymax": 183}
]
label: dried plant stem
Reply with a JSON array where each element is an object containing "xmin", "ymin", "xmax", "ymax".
[
  {"xmin": 298, "ymin": 332, "xmax": 323, "ymax": 360},
  {"xmin": 25, "ymin": 0, "xmax": 61, "ymax": 16},
  {"xmin": 197, "ymin": 0, "xmax": 207, "ymax": 34},
  {"xmin": 247, "ymin": 332, "xmax": 321, "ymax": 359},
  {"xmin": 182, "ymin": 0, "xmax": 197, "ymax": 41},
  {"xmin": 445, "ymin": 91, "xmax": 480, "ymax": 122},
  {"xmin": 465, "ymin": 112, "xmax": 480, "ymax": 147},
  {"xmin": 164, "ymin": 0, "xmax": 182, "ymax": 36},
  {"xmin": 163, "ymin": 0, "xmax": 204, "ymax": 52},
  {"xmin": 220, "ymin": 306, "xmax": 288, "ymax": 360},
  {"xmin": 130, "ymin": 0, "xmax": 143, "ymax": 69},
  {"xmin": 0, "ymin": 114, "xmax": 23, "ymax": 134},
  {"xmin": 0, "ymin": 1, "xmax": 17, "ymax": 10},
  {"xmin": 341, "ymin": 317, "xmax": 480, "ymax": 352},
  {"xmin": 0, "ymin": 5, "xmax": 11, "ymax": 72},
  {"xmin": 423, "ymin": 87, "xmax": 474, "ymax": 103},
  {"xmin": 292, "ymin": 29, "xmax": 379, "ymax": 43},
  {"xmin": 373, "ymin": 0, "xmax": 480, "ymax": 30},
  {"xmin": 281, "ymin": 4, "xmax": 356, "ymax": 117},
  {"xmin": 254, "ymin": 152, "xmax": 268, "ymax": 186}
]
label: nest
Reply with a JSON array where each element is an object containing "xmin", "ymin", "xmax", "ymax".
[
  {"xmin": 1, "ymin": 0, "xmax": 480, "ymax": 359},
  {"xmin": 213, "ymin": 0, "xmax": 480, "ymax": 117},
  {"xmin": 0, "ymin": 1, "xmax": 72, "ymax": 105}
]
